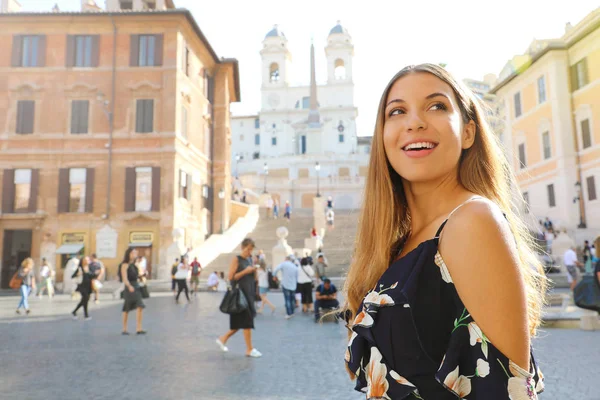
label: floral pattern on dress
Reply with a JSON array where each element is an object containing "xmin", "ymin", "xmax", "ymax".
[{"xmin": 346, "ymin": 242, "xmax": 544, "ymax": 399}]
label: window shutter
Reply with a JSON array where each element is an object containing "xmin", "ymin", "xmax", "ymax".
[
  {"xmin": 28, "ymin": 169, "xmax": 39, "ymax": 213},
  {"xmin": 66, "ymin": 35, "xmax": 76, "ymax": 67},
  {"xmin": 17, "ymin": 101, "xmax": 35, "ymax": 134},
  {"xmin": 187, "ymin": 173, "xmax": 193, "ymax": 201},
  {"xmin": 587, "ymin": 176, "xmax": 597, "ymax": 201},
  {"xmin": 581, "ymin": 58, "xmax": 589, "ymax": 87},
  {"xmin": 91, "ymin": 35, "xmax": 100, "ymax": 67},
  {"xmin": 124, "ymin": 167, "xmax": 136, "ymax": 212},
  {"xmin": 2, "ymin": 169, "xmax": 15, "ymax": 214},
  {"xmin": 151, "ymin": 167, "xmax": 161, "ymax": 211},
  {"xmin": 130, "ymin": 34, "xmax": 139, "ymax": 67},
  {"xmin": 135, "ymin": 99, "xmax": 144, "ymax": 133},
  {"xmin": 570, "ymin": 65, "xmax": 578, "ymax": 91},
  {"xmin": 144, "ymin": 100, "xmax": 154, "ymax": 132},
  {"xmin": 11, "ymin": 35, "xmax": 23, "ymax": 67},
  {"xmin": 85, "ymin": 168, "xmax": 95, "ymax": 213},
  {"xmin": 57, "ymin": 168, "xmax": 70, "ymax": 213},
  {"xmin": 154, "ymin": 34, "xmax": 163, "ymax": 66},
  {"xmin": 70, "ymin": 101, "xmax": 79, "ymax": 133},
  {"xmin": 37, "ymin": 35, "xmax": 46, "ymax": 67}
]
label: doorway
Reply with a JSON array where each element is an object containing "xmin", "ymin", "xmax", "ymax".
[
  {"xmin": 301, "ymin": 135, "xmax": 307, "ymax": 154},
  {"xmin": 1, "ymin": 230, "xmax": 33, "ymax": 289}
]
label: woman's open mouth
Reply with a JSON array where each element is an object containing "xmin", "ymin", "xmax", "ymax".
[{"xmin": 402, "ymin": 141, "xmax": 438, "ymax": 158}]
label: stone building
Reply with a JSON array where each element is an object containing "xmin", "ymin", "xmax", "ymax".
[{"xmin": 0, "ymin": 1, "xmax": 239, "ymax": 285}]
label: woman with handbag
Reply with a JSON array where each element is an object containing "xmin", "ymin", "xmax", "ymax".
[
  {"xmin": 71, "ymin": 256, "xmax": 94, "ymax": 320},
  {"xmin": 216, "ymin": 238, "xmax": 262, "ymax": 358},
  {"xmin": 14, "ymin": 258, "xmax": 35, "ymax": 315},
  {"xmin": 297, "ymin": 257, "xmax": 315, "ymax": 313},
  {"xmin": 120, "ymin": 247, "xmax": 146, "ymax": 335},
  {"xmin": 174, "ymin": 255, "xmax": 191, "ymax": 304}
]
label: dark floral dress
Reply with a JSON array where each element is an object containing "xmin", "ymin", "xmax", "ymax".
[{"xmin": 345, "ymin": 222, "xmax": 544, "ymax": 399}]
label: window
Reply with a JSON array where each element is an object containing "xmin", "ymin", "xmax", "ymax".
[
  {"xmin": 135, "ymin": 99, "xmax": 154, "ymax": 133},
  {"xmin": 14, "ymin": 169, "xmax": 31, "ymax": 213},
  {"xmin": 514, "ymin": 92, "xmax": 522, "ymax": 118},
  {"xmin": 571, "ymin": 58, "xmax": 588, "ymax": 91},
  {"xmin": 547, "ymin": 184, "xmax": 556, "ymax": 208},
  {"xmin": 269, "ymin": 63, "xmax": 280, "ymax": 82},
  {"xmin": 179, "ymin": 170, "xmax": 191, "ymax": 200},
  {"xmin": 120, "ymin": 0, "xmax": 133, "ymax": 9},
  {"xmin": 16, "ymin": 100, "xmax": 35, "ymax": 134},
  {"xmin": 181, "ymin": 107, "xmax": 188, "ymax": 139},
  {"xmin": 339, "ymin": 134, "xmax": 345, "ymax": 143},
  {"xmin": 75, "ymin": 36, "xmax": 93, "ymax": 67},
  {"xmin": 272, "ymin": 123, "xmax": 276, "ymax": 129},
  {"xmin": 581, "ymin": 119, "xmax": 591, "ymax": 149},
  {"xmin": 142, "ymin": 0, "xmax": 155, "ymax": 9},
  {"xmin": 522, "ymin": 192, "xmax": 529, "ymax": 214},
  {"xmin": 302, "ymin": 96, "xmax": 310, "ymax": 109},
  {"xmin": 334, "ymin": 59, "xmax": 346, "ymax": 80},
  {"xmin": 139, "ymin": 35, "xmax": 155, "ymax": 67},
  {"xmin": 255, "ymin": 134, "xmax": 260, "ymax": 145},
  {"xmin": 131, "ymin": 34, "xmax": 163, "ymax": 67},
  {"xmin": 587, "ymin": 176, "xmax": 597, "ymax": 201},
  {"xmin": 542, "ymin": 131, "xmax": 551, "ymax": 159},
  {"xmin": 272, "ymin": 137, "xmax": 277, "ymax": 146},
  {"xmin": 254, "ymin": 118, "xmax": 259, "ymax": 129},
  {"xmin": 69, "ymin": 168, "xmax": 87, "ymax": 213},
  {"xmin": 70, "ymin": 100, "xmax": 89, "ymax": 134},
  {"xmin": 135, "ymin": 167, "xmax": 152, "ymax": 212},
  {"xmin": 183, "ymin": 46, "xmax": 190, "ymax": 76},
  {"xmin": 537, "ymin": 76, "xmax": 546, "ymax": 103},
  {"xmin": 12, "ymin": 35, "xmax": 43, "ymax": 67},
  {"xmin": 518, "ymin": 143, "xmax": 526, "ymax": 169}
]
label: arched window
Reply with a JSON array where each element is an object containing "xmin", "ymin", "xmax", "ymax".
[
  {"xmin": 269, "ymin": 63, "xmax": 280, "ymax": 82},
  {"xmin": 334, "ymin": 59, "xmax": 346, "ymax": 80}
]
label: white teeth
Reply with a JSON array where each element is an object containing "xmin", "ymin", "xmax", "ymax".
[{"xmin": 403, "ymin": 142, "xmax": 436, "ymax": 151}]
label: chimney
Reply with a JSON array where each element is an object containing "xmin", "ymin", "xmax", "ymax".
[{"xmin": 565, "ymin": 22, "xmax": 573, "ymax": 33}]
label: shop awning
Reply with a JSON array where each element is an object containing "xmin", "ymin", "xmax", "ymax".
[
  {"xmin": 128, "ymin": 242, "xmax": 153, "ymax": 248},
  {"xmin": 55, "ymin": 244, "xmax": 84, "ymax": 254}
]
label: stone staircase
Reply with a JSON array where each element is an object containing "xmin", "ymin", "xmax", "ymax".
[{"xmin": 206, "ymin": 208, "xmax": 360, "ymax": 277}]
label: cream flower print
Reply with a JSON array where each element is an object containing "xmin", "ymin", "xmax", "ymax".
[
  {"xmin": 535, "ymin": 368, "xmax": 545, "ymax": 392},
  {"xmin": 364, "ymin": 282, "xmax": 398, "ymax": 307},
  {"xmin": 443, "ymin": 366, "xmax": 472, "ymax": 398},
  {"xmin": 365, "ymin": 347, "xmax": 391, "ymax": 400},
  {"xmin": 389, "ymin": 370, "xmax": 415, "ymax": 388},
  {"xmin": 345, "ymin": 332, "xmax": 358, "ymax": 363},
  {"xmin": 476, "ymin": 359, "xmax": 490, "ymax": 378},
  {"xmin": 353, "ymin": 310, "xmax": 374, "ymax": 328},
  {"xmin": 496, "ymin": 360, "xmax": 537, "ymax": 400},
  {"xmin": 468, "ymin": 321, "xmax": 489, "ymax": 359},
  {"xmin": 434, "ymin": 251, "xmax": 453, "ymax": 283}
]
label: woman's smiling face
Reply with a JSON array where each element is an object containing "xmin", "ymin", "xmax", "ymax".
[{"xmin": 382, "ymin": 72, "xmax": 475, "ymax": 184}]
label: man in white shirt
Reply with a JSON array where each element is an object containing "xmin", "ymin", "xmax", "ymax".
[
  {"xmin": 563, "ymin": 246, "xmax": 584, "ymax": 290},
  {"xmin": 273, "ymin": 255, "xmax": 298, "ymax": 319},
  {"xmin": 37, "ymin": 258, "xmax": 54, "ymax": 298},
  {"xmin": 206, "ymin": 271, "xmax": 219, "ymax": 291}
]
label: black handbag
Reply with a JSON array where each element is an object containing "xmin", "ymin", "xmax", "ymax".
[
  {"xmin": 140, "ymin": 285, "xmax": 150, "ymax": 299},
  {"xmin": 220, "ymin": 283, "xmax": 249, "ymax": 314},
  {"xmin": 574, "ymin": 275, "xmax": 600, "ymax": 313}
]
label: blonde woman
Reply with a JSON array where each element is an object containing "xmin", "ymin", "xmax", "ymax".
[
  {"xmin": 16, "ymin": 258, "xmax": 36, "ymax": 315},
  {"xmin": 343, "ymin": 64, "xmax": 546, "ymax": 399}
]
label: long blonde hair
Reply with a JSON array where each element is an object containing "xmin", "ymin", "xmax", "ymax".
[
  {"xmin": 21, "ymin": 257, "xmax": 34, "ymax": 270},
  {"xmin": 343, "ymin": 63, "xmax": 547, "ymax": 335}
]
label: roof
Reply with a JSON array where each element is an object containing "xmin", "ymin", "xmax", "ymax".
[
  {"xmin": 329, "ymin": 22, "xmax": 347, "ymax": 35},
  {"xmin": 0, "ymin": 8, "xmax": 240, "ymax": 101},
  {"xmin": 265, "ymin": 25, "xmax": 285, "ymax": 39}
]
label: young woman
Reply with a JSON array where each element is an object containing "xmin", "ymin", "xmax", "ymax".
[
  {"xmin": 174, "ymin": 255, "xmax": 191, "ymax": 303},
  {"xmin": 256, "ymin": 262, "xmax": 276, "ymax": 314},
  {"xmin": 37, "ymin": 258, "xmax": 54, "ymax": 299},
  {"xmin": 297, "ymin": 257, "xmax": 315, "ymax": 313},
  {"xmin": 120, "ymin": 247, "xmax": 146, "ymax": 335},
  {"xmin": 216, "ymin": 238, "xmax": 261, "ymax": 358},
  {"xmin": 343, "ymin": 64, "xmax": 546, "ymax": 399},
  {"xmin": 71, "ymin": 257, "xmax": 94, "ymax": 320},
  {"xmin": 15, "ymin": 258, "xmax": 35, "ymax": 315}
]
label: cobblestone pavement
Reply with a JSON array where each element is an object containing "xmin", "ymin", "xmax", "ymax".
[{"xmin": 0, "ymin": 292, "xmax": 598, "ymax": 400}]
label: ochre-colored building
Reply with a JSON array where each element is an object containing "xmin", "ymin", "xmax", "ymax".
[
  {"xmin": 0, "ymin": 3, "xmax": 239, "ymax": 285},
  {"xmin": 491, "ymin": 8, "xmax": 600, "ymax": 238}
]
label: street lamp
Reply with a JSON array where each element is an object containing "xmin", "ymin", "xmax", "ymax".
[
  {"xmin": 97, "ymin": 92, "xmax": 114, "ymax": 220},
  {"xmin": 315, "ymin": 161, "xmax": 321, "ymax": 198},
  {"xmin": 263, "ymin": 162, "xmax": 269, "ymax": 193},
  {"xmin": 218, "ymin": 187, "xmax": 225, "ymax": 233},
  {"xmin": 573, "ymin": 181, "xmax": 587, "ymax": 228}
]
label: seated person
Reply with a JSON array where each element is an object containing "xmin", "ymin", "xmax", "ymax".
[
  {"xmin": 314, "ymin": 278, "xmax": 339, "ymax": 322},
  {"xmin": 206, "ymin": 271, "xmax": 219, "ymax": 291},
  {"xmin": 216, "ymin": 271, "xmax": 228, "ymax": 292}
]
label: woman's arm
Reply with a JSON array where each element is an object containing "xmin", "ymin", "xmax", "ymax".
[
  {"xmin": 121, "ymin": 263, "xmax": 134, "ymax": 292},
  {"xmin": 228, "ymin": 257, "xmax": 238, "ymax": 281},
  {"xmin": 439, "ymin": 200, "xmax": 530, "ymax": 370}
]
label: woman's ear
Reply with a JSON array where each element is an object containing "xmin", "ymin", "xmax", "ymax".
[{"xmin": 462, "ymin": 120, "xmax": 476, "ymax": 149}]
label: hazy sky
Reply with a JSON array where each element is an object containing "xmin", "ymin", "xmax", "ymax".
[{"xmin": 20, "ymin": 0, "xmax": 599, "ymax": 136}]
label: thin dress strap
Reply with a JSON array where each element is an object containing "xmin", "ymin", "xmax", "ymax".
[{"xmin": 434, "ymin": 196, "xmax": 484, "ymax": 238}]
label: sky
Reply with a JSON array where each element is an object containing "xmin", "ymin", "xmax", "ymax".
[{"xmin": 20, "ymin": 0, "xmax": 599, "ymax": 136}]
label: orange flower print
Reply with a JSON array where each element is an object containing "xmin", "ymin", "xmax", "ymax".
[
  {"xmin": 366, "ymin": 348, "xmax": 390, "ymax": 400},
  {"xmin": 353, "ymin": 310, "xmax": 374, "ymax": 328},
  {"xmin": 390, "ymin": 370, "xmax": 415, "ymax": 388},
  {"xmin": 443, "ymin": 366, "xmax": 472, "ymax": 398}
]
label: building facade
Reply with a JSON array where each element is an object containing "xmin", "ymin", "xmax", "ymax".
[
  {"xmin": 231, "ymin": 22, "xmax": 369, "ymax": 209},
  {"xmin": 0, "ymin": 3, "xmax": 239, "ymax": 285},
  {"xmin": 491, "ymin": 7, "xmax": 600, "ymax": 238}
]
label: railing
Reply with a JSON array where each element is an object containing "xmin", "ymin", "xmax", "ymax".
[{"xmin": 238, "ymin": 175, "xmax": 365, "ymax": 188}]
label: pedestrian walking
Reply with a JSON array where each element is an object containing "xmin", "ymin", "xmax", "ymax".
[
  {"xmin": 256, "ymin": 263, "xmax": 276, "ymax": 314},
  {"xmin": 564, "ymin": 246, "xmax": 584, "ymax": 290},
  {"xmin": 297, "ymin": 257, "xmax": 315, "ymax": 313},
  {"xmin": 36, "ymin": 258, "xmax": 54, "ymax": 299},
  {"xmin": 273, "ymin": 201, "xmax": 279, "ymax": 219},
  {"xmin": 327, "ymin": 196, "xmax": 334, "ymax": 209},
  {"xmin": 190, "ymin": 257, "xmax": 202, "ymax": 296},
  {"xmin": 284, "ymin": 201, "xmax": 291, "ymax": 221},
  {"xmin": 583, "ymin": 240, "xmax": 593, "ymax": 274},
  {"xmin": 174, "ymin": 255, "xmax": 191, "ymax": 303},
  {"xmin": 89, "ymin": 254, "xmax": 104, "ymax": 304},
  {"xmin": 15, "ymin": 258, "xmax": 36, "ymax": 315},
  {"xmin": 273, "ymin": 254, "xmax": 298, "ymax": 319},
  {"xmin": 120, "ymin": 247, "xmax": 146, "ymax": 335},
  {"xmin": 342, "ymin": 64, "xmax": 545, "ymax": 398},
  {"xmin": 326, "ymin": 208, "xmax": 335, "ymax": 230},
  {"xmin": 216, "ymin": 238, "xmax": 262, "ymax": 358},
  {"xmin": 171, "ymin": 258, "xmax": 179, "ymax": 294},
  {"xmin": 71, "ymin": 257, "xmax": 94, "ymax": 320},
  {"xmin": 266, "ymin": 197, "xmax": 274, "ymax": 219}
]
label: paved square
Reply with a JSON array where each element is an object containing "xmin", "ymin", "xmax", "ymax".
[{"xmin": 0, "ymin": 292, "xmax": 598, "ymax": 399}]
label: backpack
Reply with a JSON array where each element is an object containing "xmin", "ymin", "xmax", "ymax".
[{"xmin": 9, "ymin": 272, "xmax": 22, "ymax": 289}]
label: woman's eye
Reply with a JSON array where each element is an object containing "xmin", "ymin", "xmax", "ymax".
[
  {"xmin": 430, "ymin": 102, "xmax": 447, "ymax": 111},
  {"xmin": 388, "ymin": 109, "xmax": 405, "ymax": 117}
]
